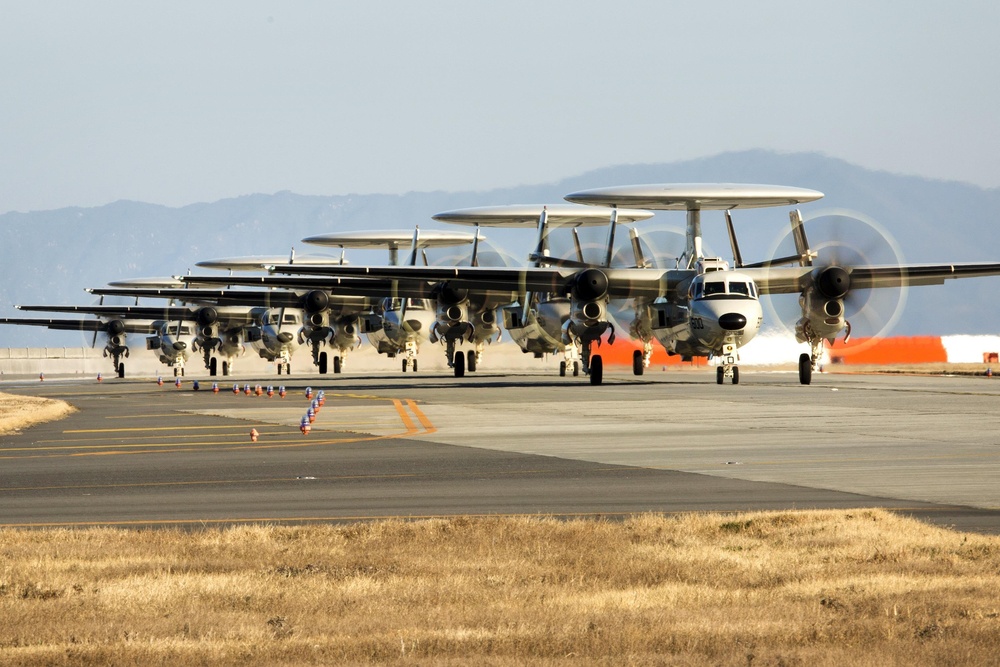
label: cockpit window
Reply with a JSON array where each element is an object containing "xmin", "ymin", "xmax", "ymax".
[
  {"xmin": 728, "ymin": 281, "xmax": 750, "ymax": 296},
  {"xmin": 703, "ymin": 281, "xmax": 726, "ymax": 296}
]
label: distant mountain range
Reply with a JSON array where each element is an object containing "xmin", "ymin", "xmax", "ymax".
[{"xmin": 2, "ymin": 149, "xmax": 999, "ymax": 347}]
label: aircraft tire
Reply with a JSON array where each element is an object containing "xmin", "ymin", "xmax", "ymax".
[
  {"xmin": 632, "ymin": 349, "xmax": 643, "ymax": 376},
  {"xmin": 209, "ymin": 358, "xmax": 217, "ymax": 377},
  {"xmin": 717, "ymin": 366, "xmax": 724, "ymax": 384},
  {"xmin": 318, "ymin": 352, "xmax": 328, "ymax": 375},
  {"xmin": 402, "ymin": 359, "xmax": 407, "ymax": 373},
  {"xmin": 413, "ymin": 359, "xmax": 418, "ymax": 372},
  {"xmin": 118, "ymin": 363, "xmax": 125, "ymax": 379},
  {"xmin": 454, "ymin": 350, "xmax": 465, "ymax": 377},
  {"xmin": 222, "ymin": 361, "xmax": 229, "ymax": 376},
  {"xmin": 799, "ymin": 353, "xmax": 812, "ymax": 385},
  {"xmin": 589, "ymin": 355, "xmax": 604, "ymax": 385},
  {"xmin": 573, "ymin": 361, "xmax": 580, "ymax": 377},
  {"xmin": 174, "ymin": 367, "xmax": 178, "ymax": 377},
  {"xmin": 559, "ymin": 361, "xmax": 567, "ymax": 377},
  {"xmin": 333, "ymin": 356, "xmax": 342, "ymax": 374},
  {"xmin": 732, "ymin": 366, "xmax": 740, "ymax": 385},
  {"xmin": 467, "ymin": 350, "xmax": 476, "ymax": 372}
]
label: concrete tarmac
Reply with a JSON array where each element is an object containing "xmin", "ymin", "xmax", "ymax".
[{"xmin": 2, "ymin": 367, "xmax": 999, "ymax": 533}]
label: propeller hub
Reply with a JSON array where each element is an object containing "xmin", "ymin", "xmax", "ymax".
[
  {"xmin": 572, "ymin": 268, "xmax": 609, "ymax": 302},
  {"xmin": 196, "ymin": 307, "xmax": 219, "ymax": 326},
  {"xmin": 107, "ymin": 319, "xmax": 126, "ymax": 336},
  {"xmin": 815, "ymin": 266, "xmax": 851, "ymax": 300},
  {"xmin": 435, "ymin": 282, "xmax": 468, "ymax": 306},
  {"xmin": 304, "ymin": 290, "xmax": 330, "ymax": 314}
]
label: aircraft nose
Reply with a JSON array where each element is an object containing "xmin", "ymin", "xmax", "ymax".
[{"xmin": 718, "ymin": 313, "xmax": 747, "ymax": 331}]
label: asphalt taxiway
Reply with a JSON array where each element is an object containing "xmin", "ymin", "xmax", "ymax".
[{"xmin": 2, "ymin": 368, "xmax": 999, "ymax": 533}]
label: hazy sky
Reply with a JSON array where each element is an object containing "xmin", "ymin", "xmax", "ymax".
[{"xmin": 2, "ymin": 1, "xmax": 998, "ymax": 213}]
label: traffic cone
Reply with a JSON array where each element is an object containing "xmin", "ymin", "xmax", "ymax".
[
  {"xmin": 175, "ymin": 377, "xmax": 182, "ymax": 388},
  {"xmin": 157, "ymin": 376, "xmax": 163, "ymax": 386},
  {"xmin": 278, "ymin": 386, "xmax": 286, "ymax": 398},
  {"xmin": 305, "ymin": 386, "xmax": 313, "ymax": 400},
  {"xmin": 267, "ymin": 386, "xmax": 274, "ymax": 398},
  {"xmin": 97, "ymin": 373, "xmax": 102, "ymax": 382},
  {"xmin": 212, "ymin": 382, "xmax": 219, "ymax": 394}
]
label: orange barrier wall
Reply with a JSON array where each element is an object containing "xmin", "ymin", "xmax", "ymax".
[{"xmin": 825, "ymin": 336, "xmax": 948, "ymax": 365}]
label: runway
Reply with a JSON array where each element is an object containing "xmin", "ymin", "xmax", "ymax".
[{"xmin": 2, "ymin": 367, "xmax": 999, "ymax": 533}]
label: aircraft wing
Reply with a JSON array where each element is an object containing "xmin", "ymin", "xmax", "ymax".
[
  {"xmin": 16, "ymin": 304, "xmax": 260, "ymax": 326},
  {"xmin": 17, "ymin": 304, "xmax": 199, "ymax": 320},
  {"xmin": 744, "ymin": 262, "xmax": 1000, "ymax": 295},
  {"xmin": 268, "ymin": 263, "xmax": 694, "ymax": 300},
  {"xmin": 0, "ymin": 317, "xmax": 160, "ymax": 334},
  {"xmin": 88, "ymin": 286, "xmax": 377, "ymax": 311},
  {"xmin": 176, "ymin": 275, "xmax": 428, "ymax": 298}
]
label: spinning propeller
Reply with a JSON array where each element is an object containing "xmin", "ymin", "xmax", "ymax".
[{"xmin": 763, "ymin": 208, "xmax": 909, "ymax": 354}]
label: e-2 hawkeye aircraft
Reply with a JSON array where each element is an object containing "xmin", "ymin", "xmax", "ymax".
[
  {"xmin": 0, "ymin": 313, "xmax": 194, "ymax": 378},
  {"xmin": 264, "ymin": 183, "xmax": 1000, "ymax": 385},
  {"xmin": 175, "ymin": 229, "xmax": 481, "ymax": 373}
]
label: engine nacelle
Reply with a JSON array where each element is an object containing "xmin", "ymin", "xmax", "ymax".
[
  {"xmin": 331, "ymin": 316, "xmax": 362, "ymax": 350},
  {"xmin": 796, "ymin": 286, "xmax": 846, "ymax": 343}
]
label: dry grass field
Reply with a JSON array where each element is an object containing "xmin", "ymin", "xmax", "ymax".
[
  {"xmin": 0, "ymin": 391, "xmax": 74, "ymax": 435},
  {"xmin": 1, "ymin": 511, "xmax": 999, "ymax": 666}
]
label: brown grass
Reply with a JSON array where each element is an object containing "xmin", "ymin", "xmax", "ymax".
[
  {"xmin": 1, "ymin": 510, "xmax": 999, "ymax": 665},
  {"xmin": 0, "ymin": 392, "xmax": 75, "ymax": 435}
]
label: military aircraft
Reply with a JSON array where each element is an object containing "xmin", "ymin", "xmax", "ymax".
[
  {"xmin": 564, "ymin": 183, "xmax": 1000, "ymax": 384},
  {"xmin": 176, "ymin": 230, "xmax": 481, "ymax": 373},
  {"xmin": 429, "ymin": 204, "xmax": 655, "ymax": 376},
  {"xmin": 13, "ymin": 302, "xmax": 265, "ymax": 376},
  {"xmin": 0, "ymin": 313, "xmax": 194, "ymax": 377},
  {"xmin": 258, "ymin": 184, "xmax": 1000, "ymax": 385}
]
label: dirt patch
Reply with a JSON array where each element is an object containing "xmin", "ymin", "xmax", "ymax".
[{"xmin": 0, "ymin": 392, "xmax": 75, "ymax": 435}]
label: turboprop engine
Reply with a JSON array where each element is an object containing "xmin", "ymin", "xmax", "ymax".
[
  {"xmin": 796, "ymin": 266, "xmax": 850, "ymax": 344},
  {"xmin": 565, "ymin": 268, "xmax": 611, "ymax": 340}
]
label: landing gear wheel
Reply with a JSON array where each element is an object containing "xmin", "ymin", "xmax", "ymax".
[
  {"xmin": 402, "ymin": 359, "xmax": 408, "ymax": 373},
  {"xmin": 589, "ymin": 355, "xmax": 604, "ymax": 385},
  {"xmin": 413, "ymin": 359, "xmax": 418, "ymax": 372},
  {"xmin": 118, "ymin": 363, "xmax": 125, "ymax": 379},
  {"xmin": 717, "ymin": 366, "xmax": 724, "ymax": 385},
  {"xmin": 732, "ymin": 366, "xmax": 739, "ymax": 385},
  {"xmin": 209, "ymin": 357, "xmax": 218, "ymax": 377},
  {"xmin": 559, "ymin": 361, "xmax": 567, "ymax": 377},
  {"xmin": 174, "ymin": 367, "xmax": 179, "ymax": 377},
  {"xmin": 467, "ymin": 350, "xmax": 476, "ymax": 372},
  {"xmin": 799, "ymin": 353, "xmax": 812, "ymax": 385},
  {"xmin": 333, "ymin": 356, "xmax": 342, "ymax": 374},
  {"xmin": 632, "ymin": 349, "xmax": 644, "ymax": 376},
  {"xmin": 222, "ymin": 361, "xmax": 230, "ymax": 376},
  {"xmin": 573, "ymin": 361, "xmax": 580, "ymax": 377},
  {"xmin": 318, "ymin": 351, "xmax": 328, "ymax": 375},
  {"xmin": 277, "ymin": 364, "xmax": 282, "ymax": 375},
  {"xmin": 454, "ymin": 350, "xmax": 465, "ymax": 377}
]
